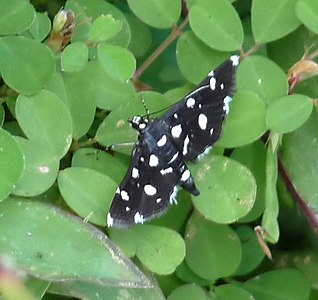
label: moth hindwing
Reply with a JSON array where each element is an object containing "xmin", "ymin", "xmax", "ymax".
[{"xmin": 107, "ymin": 55, "xmax": 239, "ymax": 228}]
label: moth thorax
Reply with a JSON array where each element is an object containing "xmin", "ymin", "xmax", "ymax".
[{"xmin": 129, "ymin": 115, "xmax": 148, "ymax": 131}]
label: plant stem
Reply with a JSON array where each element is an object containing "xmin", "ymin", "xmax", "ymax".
[
  {"xmin": 279, "ymin": 157, "xmax": 318, "ymax": 237},
  {"xmin": 133, "ymin": 15, "xmax": 189, "ymax": 79}
]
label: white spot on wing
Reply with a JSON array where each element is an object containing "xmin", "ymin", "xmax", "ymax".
[
  {"xmin": 144, "ymin": 184, "xmax": 157, "ymax": 196},
  {"xmin": 169, "ymin": 186, "xmax": 179, "ymax": 204},
  {"xmin": 181, "ymin": 169, "xmax": 190, "ymax": 182},
  {"xmin": 160, "ymin": 167, "xmax": 173, "ymax": 175},
  {"xmin": 156, "ymin": 198, "xmax": 161, "ymax": 203},
  {"xmin": 149, "ymin": 154, "xmax": 159, "ymax": 167},
  {"xmin": 125, "ymin": 206, "xmax": 131, "ymax": 212},
  {"xmin": 230, "ymin": 55, "xmax": 240, "ymax": 66},
  {"xmin": 157, "ymin": 135, "xmax": 167, "ymax": 147},
  {"xmin": 198, "ymin": 113, "xmax": 208, "ymax": 130},
  {"xmin": 186, "ymin": 86, "xmax": 208, "ymax": 98},
  {"xmin": 140, "ymin": 157, "xmax": 145, "ymax": 162},
  {"xmin": 116, "ymin": 188, "xmax": 120, "ymax": 194},
  {"xmin": 168, "ymin": 152, "xmax": 179, "ymax": 163},
  {"xmin": 186, "ymin": 97, "xmax": 195, "ymax": 108},
  {"xmin": 107, "ymin": 213, "xmax": 113, "ymax": 227},
  {"xmin": 209, "ymin": 77, "xmax": 216, "ymax": 90},
  {"xmin": 183, "ymin": 135, "xmax": 190, "ymax": 155},
  {"xmin": 132, "ymin": 167, "xmax": 139, "ymax": 179},
  {"xmin": 139, "ymin": 123, "xmax": 146, "ymax": 129},
  {"xmin": 121, "ymin": 190, "xmax": 129, "ymax": 201},
  {"xmin": 171, "ymin": 124, "xmax": 182, "ymax": 138},
  {"xmin": 220, "ymin": 83, "xmax": 224, "ymax": 90},
  {"xmin": 208, "ymin": 70, "xmax": 214, "ymax": 76},
  {"xmin": 223, "ymin": 96, "xmax": 232, "ymax": 114},
  {"xmin": 134, "ymin": 212, "xmax": 144, "ymax": 224},
  {"xmin": 174, "ymin": 113, "xmax": 178, "ymax": 119},
  {"xmin": 210, "ymin": 128, "xmax": 214, "ymax": 135}
]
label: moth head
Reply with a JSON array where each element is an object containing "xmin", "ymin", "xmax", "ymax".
[{"xmin": 129, "ymin": 115, "xmax": 148, "ymax": 131}]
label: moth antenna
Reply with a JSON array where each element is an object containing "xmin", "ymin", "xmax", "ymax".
[
  {"xmin": 140, "ymin": 92, "xmax": 150, "ymax": 118},
  {"xmin": 140, "ymin": 96, "xmax": 178, "ymax": 119}
]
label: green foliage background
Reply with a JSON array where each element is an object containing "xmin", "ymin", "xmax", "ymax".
[{"xmin": 0, "ymin": 0, "xmax": 318, "ymax": 299}]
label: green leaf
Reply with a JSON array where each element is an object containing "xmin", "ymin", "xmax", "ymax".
[
  {"xmin": 187, "ymin": 0, "xmax": 236, "ymax": 8},
  {"xmin": 86, "ymin": 60, "xmax": 137, "ymax": 110},
  {"xmin": 0, "ymin": 0, "xmax": 35, "ymax": 35},
  {"xmin": 235, "ymin": 226, "xmax": 265, "ymax": 275},
  {"xmin": 0, "ymin": 198, "xmax": 150, "ymax": 287},
  {"xmin": 48, "ymin": 60, "xmax": 136, "ymax": 120},
  {"xmin": 72, "ymin": 148, "xmax": 127, "ymax": 183},
  {"xmin": 16, "ymin": 90, "xmax": 72, "ymax": 159},
  {"xmin": 176, "ymin": 31, "xmax": 229, "ymax": 84},
  {"xmin": 89, "ymin": 14, "xmax": 122, "ymax": 43},
  {"xmin": 167, "ymin": 284, "xmax": 209, "ymax": 300},
  {"xmin": 126, "ymin": 14, "xmax": 152, "ymax": 58},
  {"xmin": 98, "ymin": 45, "xmax": 136, "ymax": 81},
  {"xmin": 65, "ymin": 0, "xmax": 131, "ymax": 48},
  {"xmin": 23, "ymin": 12, "xmax": 51, "ymax": 41},
  {"xmin": 232, "ymin": 141, "xmax": 266, "ymax": 222},
  {"xmin": 108, "ymin": 228, "xmax": 138, "ymax": 258},
  {"xmin": 266, "ymin": 94, "xmax": 313, "ymax": 133},
  {"xmin": 45, "ymin": 71, "xmax": 96, "ymax": 139},
  {"xmin": 49, "ymin": 280, "xmax": 165, "ymax": 299},
  {"xmin": 61, "ymin": 42, "xmax": 89, "ymax": 72},
  {"xmin": 244, "ymin": 269, "xmax": 310, "ymax": 300},
  {"xmin": 133, "ymin": 225, "xmax": 185, "ymax": 275},
  {"xmin": 12, "ymin": 137, "xmax": 59, "ymax": 197},
  {"xmin": 296, "ymin": 0, "xmax": 318, "ymax": 35},
  {"xmin": 237, "ymin": 55, "xmax": 289, "ymax": 104},
  {"xmin": 110, "ymin": 225, "xmax": 186, "ymax": 275},
  {"xmin": 175, "ymin": 261, "xmax": 211, "ymax": 286},
  {"xmin": 274, "ymin": 250, "xmax": 318, "ymax": 288},
  {"xmin": 282, "ymin": 108, "xmax": 318, "ymax": 220},
  {"xmin": 189, "ymin": 0, "xmax": 243, "ymax": 51},
  {"xmin": 0, "ymin": 37, "xmax": 55, "ymax": 95},
  {"xmin": 185, "ymin": 213, "xmax": 241, "ymax": 281},
  {"xmin": 0, "ymin": 128, "xmax": 24, "ymax": 201},
  {"xmin": 191, "ymin": 155, "xmax": 257, "ymax": 224},
  {"xmin": 215, "ymin": 284, "xmax": 253, "ymax": 300},
  {"xmin": 58, "ymin": 167, "xmax": 117, "ymax": 226},
  {"xmin": 219, "ymin": 91, "xmax": 267, "ymax": 148},
  {"xmin": 156, "ymin": 274, "xmax": 185, "ymax": 299},
  {"xmin": 262, "ymin": 132, "xmax": 280, "ymax": 243},
  {"xmin": 251, "ymin": 0, "xmax": 301, "ymax": 43},
  {"xmin": 127, "ymin": 0, "xmax": 181, "ymax": 29}
]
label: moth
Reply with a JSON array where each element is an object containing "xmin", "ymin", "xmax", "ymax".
[{"xmin": 107, "ymin": 55, "xmax": 239, "ymax": 227}]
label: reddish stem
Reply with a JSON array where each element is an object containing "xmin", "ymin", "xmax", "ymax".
[
  {"xmin": 133, "ymin": 15, "xmax": 189, "ymax": 79},
  {"xmin": 278, "ymin": 158, "xmax": 318, "ymax": 236}
]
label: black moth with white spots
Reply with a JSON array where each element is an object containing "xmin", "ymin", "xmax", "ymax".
[{"xmin": 107, "ymin": 55, "xmax": 239, "ymax": 227}]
